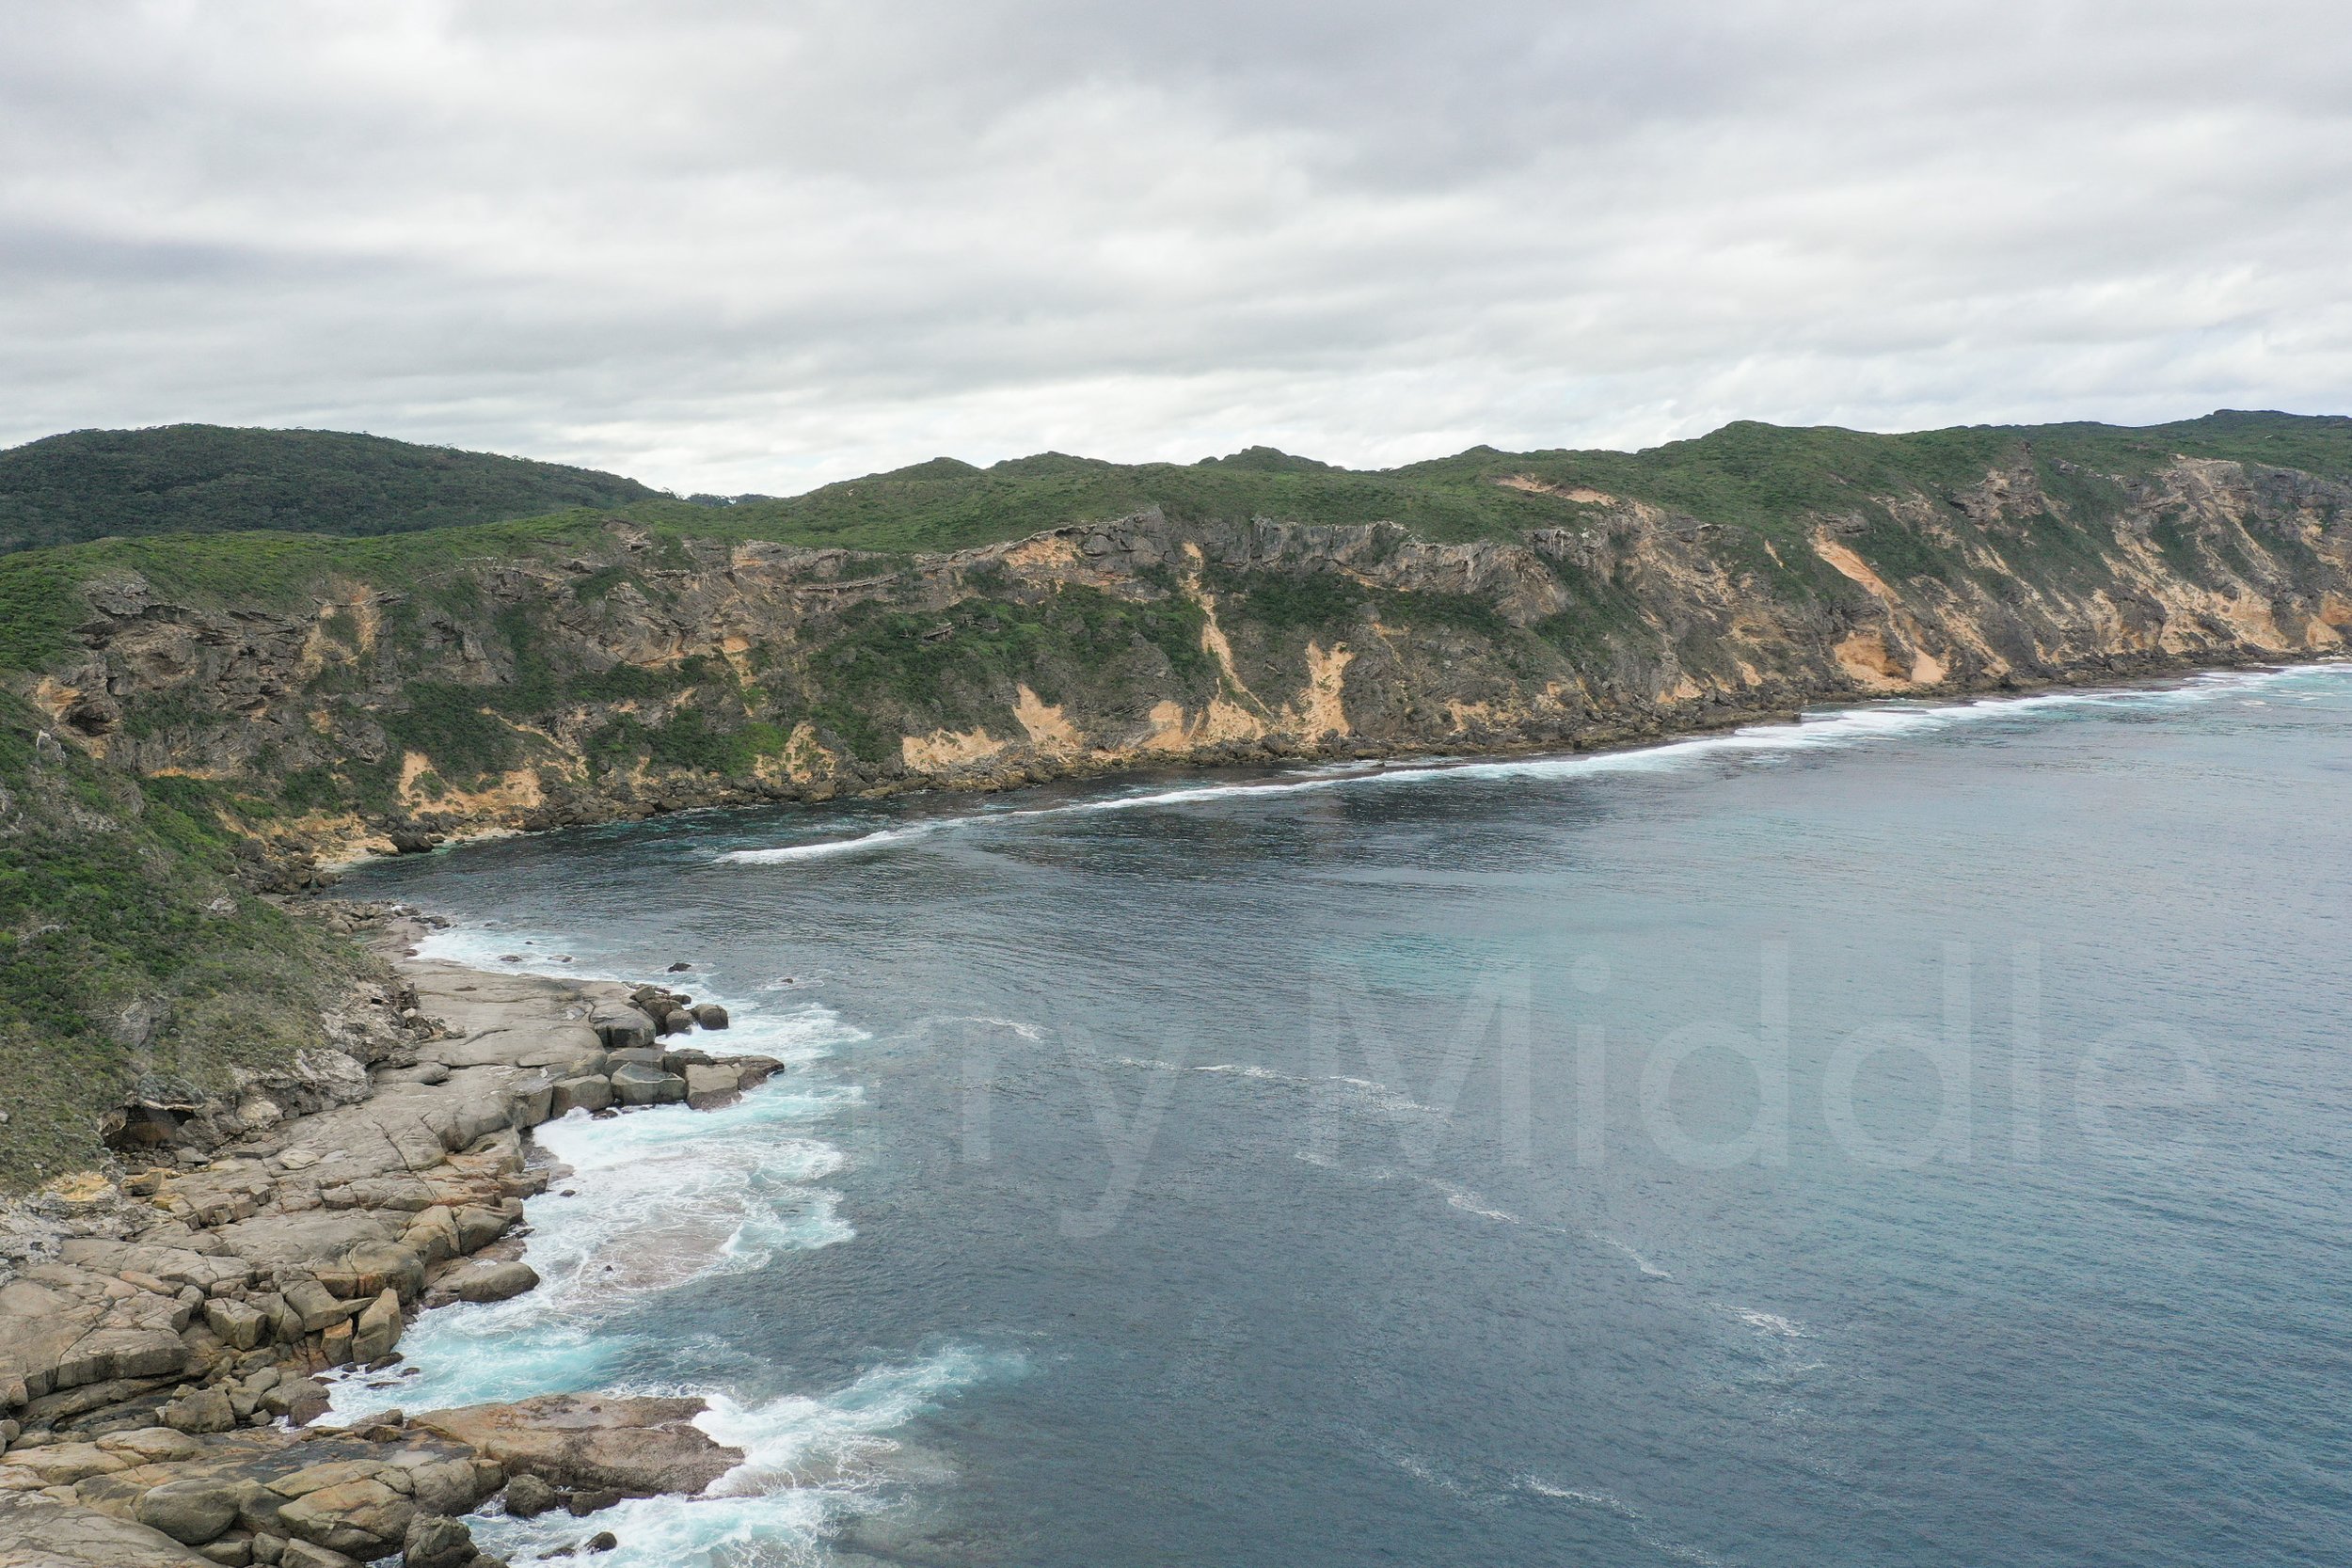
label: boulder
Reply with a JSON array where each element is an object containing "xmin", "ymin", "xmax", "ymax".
[
  {"xmin": 204, "ymin": 1300, "xmax": 270, "ymax": 1354},
  {"xmin": 590, "ymin": 1013, "xmax": 655, "ymax": 1052},
  {"xmin": 413, "ymin": 1393, "xmax": 743, "ymax": 1497},
  {"xmin": 507, "ymin": 1075, "xmax": 556, "ymax": 1127},
  {"xmin": 501, "ymin": 1472, "xmax": 558, "ymax": 1519},
  {"xmin": 400, "ymin": 1513, "xmax": 475, "ymax": 1568},
  {"xmin": 683, "ymin": 1065, "xmax": 742, "ymax": 1111},
  {"xmin": 451, "ymin": 1206, "xmax": 511, "ymax": 1255},
  {"xmin": 164, "ymin": 1389, "xmax": 237, "ymax": 1435},
  {"xmin": 548, "ymin": 1076, "xmax": 613, "ymax": 1117},
  {"xmin": 608, "ymin": 1064, "xmax": 686, "ymax": 1107},
  {"xmin": 350, "ymin": 1291, "xmax": 403, "ymax": 1364},
  {"xmin": 315, "ymin": 1243, "xmax": 423, "ymax": 1303},
  {"xmin": 277, "ymin": 1474, "xmax": 413, "ymax": 1560},
  {"xmin": 691, "ymin": 1005, "xmax": 728, "ymax": 1030},
  {"xmin": 136, "ymin": 1476, "xmax": 251, "ymax": 1545},
  {"xmin": 277, "ymin": 1540, "xmax": 358, "ymax": 1568},
  {"xmin": 441, "ymin": 1260, "xmax": 538, "ymax": 1305},
  {"xmin": 283, "ymin": 1280, "xmax": 362, "ymax": 1334},
  {"xmin": 732, "ymin": 1056, "xmax": 784, "ymax": 1090},
  {"xmin": 399, "ymin": 1208, "xmax": 461, "ymax": 1267},
  {"xmin": 0, "ymin": 1490, "xmax": 220, "ymax": 1566},
  {"xmin": 2, "ymin": 1441, "xmax": 125, "ymax": 1485},
  {"xmin": 96, "ymin": 1427, "xmax": 203, "ymax": 1465},
  {"xmin": 400, "ymin": 1455, "xmax": 493, "ymax": 1518},
  {"xmin": 658, "ymin": 1011, "xmax": 695, "ymax": 1037}
]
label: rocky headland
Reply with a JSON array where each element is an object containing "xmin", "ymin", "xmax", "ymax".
[{"xmin": 0, "ymin": 904, "xmax": 779, "ymax": 1568}]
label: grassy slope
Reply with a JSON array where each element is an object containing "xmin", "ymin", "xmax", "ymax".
[
  {"xmin": 0, "ymin": 691, "xmax": 372, "ymax": 1186},
  {"xmin": 0, "ymin": 424, "xmax": 661, "ymax": 553}
]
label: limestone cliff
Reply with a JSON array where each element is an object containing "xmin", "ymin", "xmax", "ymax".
[{"xmin": 13, "ymin": 444, "xmax": 2349, "ymax": 869}]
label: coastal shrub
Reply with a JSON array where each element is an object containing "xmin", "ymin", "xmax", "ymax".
[
  {"xmin": 1207, "ymin": 568, "xmax": 1365, "ymax": 632},
  {"xmin": 0, "ymin": 694, "xmax": 367, "ymax": 1188},
  {"xmin": 381, "ymin": 685, "xmax": 518, "ymax": 783},
  {"xmin": 0, "ymin": 557, "xmax": 84, "ymax": 670}
]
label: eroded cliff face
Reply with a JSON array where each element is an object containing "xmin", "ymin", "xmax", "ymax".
[{"xmin": 19, "ymin": 455, "xmax": 2352, "ymax": 862}]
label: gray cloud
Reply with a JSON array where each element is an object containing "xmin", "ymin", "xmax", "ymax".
[{"xmin": 3, "ymin": 0, "xmax": 2347, "ymax": 491}]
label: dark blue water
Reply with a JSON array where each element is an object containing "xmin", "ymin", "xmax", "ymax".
[{"xmin": 342, "ymin": 665, "xmax": 2352, "ymax": 1567}]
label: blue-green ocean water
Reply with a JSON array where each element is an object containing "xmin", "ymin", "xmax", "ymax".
[{"xmin": 337, "ymin": 664, "xmax": 2352, "ymax": 1567}]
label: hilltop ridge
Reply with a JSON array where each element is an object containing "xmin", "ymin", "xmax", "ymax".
[{"xmin": 0, "ymin": 425, "xmax": 661, "ymax": 553}]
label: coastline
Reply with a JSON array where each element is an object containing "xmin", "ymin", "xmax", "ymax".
[
  {"xmin": 323, "ymin": 644, "xmax": 2344, "ymax": 874},
  {"xmin": 0, "ymin": 909, "xmax": 786, "ymax": 1568},
  {"xmin": 317, "ymin": 643, "xmax": 2352, "ymax": 879},
  {"xmin": 3, "ymin": 652, "xmax": 2343, "ymax": 1566}
]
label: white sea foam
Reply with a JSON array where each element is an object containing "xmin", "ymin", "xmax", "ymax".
[
  {"xmin": 453, "ymin": 1348, "xmax": 1016, "ymax": 1568},
  {"xmin": 715, "ymin": 666, "xmax": 2344, "ymax": 867},
  {"xmin": 1432, "ymin": 1180, "xmax": 1523, "ymax": 1224},
  {"xmin": 1731, "ymin": 1307, "xmax": 1807, "ymax": 1338},
  {"xmin": 1518, "ymin": 1477, "xmax": 1734, "ymax": 1567},
  {"xmin": 1111, "ymin": 1055, "xmax": 1440, "ymax": 1118},
  {"xmin": 328, "ymin": 1053, "xmax": 862, "ymax": 1419},
  {"xmin": 915, "ymin": 1013, "xmax": 1046, "ymax": 1042},
  {"xmin": 1520, "ymin": 1477, "xmax": 1642, "ymax": 1516},
  {"xmin": 721, "ymin": 821, "xmax": 946, "ymax": 863}
]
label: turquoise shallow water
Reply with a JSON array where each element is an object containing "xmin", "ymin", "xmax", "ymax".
[{"xmin": 342, "ymin": 664, "xmax": 2352, "ymax": 1567}]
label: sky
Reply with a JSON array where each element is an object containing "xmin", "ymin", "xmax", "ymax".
[{"xmin": 5, "ymin": 1, "xmax": 2348, "ymax": 494}]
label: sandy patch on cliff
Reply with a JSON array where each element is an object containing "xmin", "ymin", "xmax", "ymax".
[
  {"xmin": 1302, "ymin": 642, "xmax": 1354, "ymax": 738},
  {"xmin": 30, "ymin": 675, "xmax": 80, "ymax": 726},
  {"xmin": 1497, "ymin": 476, "xmax": 1617, "ymax": 506},
  {"xmin": 1003, "ymin": 534, "xmax": 1081, "ymax": 570},
  {"xmin": 1136, "ymin": 695, "xmax": 1268, "ymax": 752},
  {"xmin": 1834, "ymin": 630, "xmax": 1912, "ymax": 691},
  {"xmin": 1013, "ymin": 685, "xmax": 1085, "ymax": 752},
  {"xmin": 1811, "ymin": 536, "xmax": 1898, "ymax": 599},
  {"xmin": 902, "ymin": 726, "xmax": 1005, "ymax": 770},
  {"xmin": 397, "ymin": 751, "xmax": 547, "ymax": 815}
]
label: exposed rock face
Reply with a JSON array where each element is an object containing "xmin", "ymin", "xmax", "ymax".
[
  {"xmin": 22, "ymin": 453, "xmax": 2350, "ymax": 865},
  {"xmin": 0, "ymin": 921, "xmax": 784, "ymax": 1561},
  {"xmin": 410, "ymin": 1393, "xmax": 741, "ymax": 1497},
  {"xmin": 0, "ymin": 1489, "xmax": 216, "ymax": 1565}
]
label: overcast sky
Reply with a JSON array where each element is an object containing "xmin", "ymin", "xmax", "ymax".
[{"xmin": 5, "ymin": 2, "xmax": 2347, "ymax": 492}]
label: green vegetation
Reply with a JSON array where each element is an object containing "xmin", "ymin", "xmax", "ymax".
[
  {"xmin": 0, "ymin": 424, "xmax": 659, "ymax": 552},
  {"xmin": 6, "ymin": 411, "xmax": 2345, "ymax": 646},
  {"xmin": 380, "ymin": 686, "xmax": 525, "ymax": 784},
  {"xmin": 0, "ymin": 557, "xmax": 81, "ymax": 669},
  {"xmin": 0, "ymin": 693, "xmax": 371, "ymax": 1187}
]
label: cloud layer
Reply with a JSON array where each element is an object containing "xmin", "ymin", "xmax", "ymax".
[{"xmin": 5, "ymin": 1, "xmax": 2347, "ymax": 491}]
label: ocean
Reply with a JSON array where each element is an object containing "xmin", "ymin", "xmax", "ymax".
[{"xmin": 335, "ymin": 663, "xmax": 2352, "ymax": 1567}]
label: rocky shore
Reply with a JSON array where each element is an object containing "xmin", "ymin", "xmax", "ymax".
[{"xmin": 0, "ymin": 904, "xmax": 781, "ymax": 1568}]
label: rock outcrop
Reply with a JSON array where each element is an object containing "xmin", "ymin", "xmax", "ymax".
[
  {"xmin": 15, "ymin": 444, "xmax": 2348, "ymax": 872},
  {"xmin": 0, "ymin": 912, "xmax": 777, "ymax": 1563}
]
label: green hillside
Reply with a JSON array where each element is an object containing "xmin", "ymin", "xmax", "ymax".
[
  {"xmin": 464, "ymin": 408, "xmax": 2352, "ymax": 558},
  {"xmin": 0, "ymin": 424, "xmax": 661, "ymax": 552},
  {"xmin": 2, "ymin": 408, "xmax": 2345, "ymax": 668},
  {"xmin": 0, "ymin": 691, "xmax": 371, "ymax": 1186}
]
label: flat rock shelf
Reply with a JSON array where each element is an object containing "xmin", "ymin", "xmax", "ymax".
[{"xmin": 0, "ymin": 904, "xmax": 778, "ymax": 1568}]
